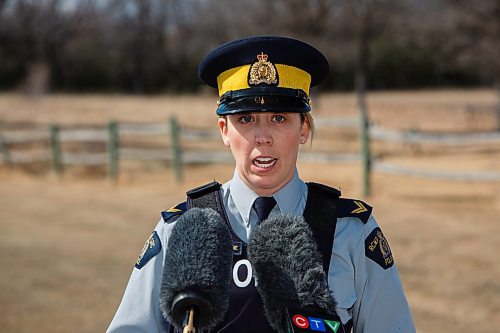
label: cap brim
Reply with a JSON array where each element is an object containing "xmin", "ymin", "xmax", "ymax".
[{"xmin": 216, "ymin": 96, "xmax": 311, "ymax": 115}]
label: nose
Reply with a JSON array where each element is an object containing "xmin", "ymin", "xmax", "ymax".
[{"xmin": 255, "ymin": 122, "xmax": 273, "ymax": 146}]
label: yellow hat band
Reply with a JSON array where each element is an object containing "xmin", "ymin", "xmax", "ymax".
[{"xmin": 216, "ymin": 64, "xmax": 311, "ymax": 97}]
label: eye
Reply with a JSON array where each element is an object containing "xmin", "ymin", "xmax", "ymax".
[
  {"xmin": 272, "ymin": 114, "xmax": 286, "ymax": 123},
  {"xmin": 238, "ymin": 114, "xmax": 254, "ymax": 124}
]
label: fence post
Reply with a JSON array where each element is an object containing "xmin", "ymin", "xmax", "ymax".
[
  {"xmin": 409, "ymin": 127, "xmax": 421, "ymax": 154},
  {"xmin": 49, "ymin": 124, "xmax": 63, "ymax": 175},
  {"xmin": 107, "ymin": 121, "xmax": 119, "ymax": 181},
  {"xmin": 0, "ymin": 132, "xmax": 12, "ymax": 167},
  {"xmin": 169, "ymin": 117, "xmax": 183, "ymax": 183},
  {"xmin": 495, "ymin": 82, "xmax": 500, "ymax": 131},
  {"xmin": 360, "ymin": 116, "xmax": 371, "ymax": 197}
]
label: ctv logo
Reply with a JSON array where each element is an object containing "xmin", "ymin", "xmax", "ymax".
[{"xmin": 292, "ymin": 314, "xmax": 341, "ymax": 332}]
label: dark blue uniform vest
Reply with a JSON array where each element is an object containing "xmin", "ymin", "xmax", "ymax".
[{"xmin": 168, "ymin": 181, "xmax": 353, "ymax": 333}]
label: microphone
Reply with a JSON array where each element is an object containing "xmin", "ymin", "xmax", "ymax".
[
  {"xmin": 248, "ymin": 214, "xmax": 344, "ymax": 333},
  {"xmin": 159, "ymin": 207, "xmax": 233, "ymax": 332}
]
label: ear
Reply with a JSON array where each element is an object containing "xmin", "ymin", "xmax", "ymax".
[
  {"xmin": 299, "ymin": 119, "xmax": 310, "ymax": 144},
  {"xmin": 218, "ymin": 117, "xmax": 230, "ymax": 147}
]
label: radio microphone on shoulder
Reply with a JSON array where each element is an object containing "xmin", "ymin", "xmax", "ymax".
[
  {"xmin": 248, "ymin": 214, "xmax": 346, "ymax": 333},
  {"xmin": 159, "ymin": 208, "xmax": 233, "ymax": 333}
]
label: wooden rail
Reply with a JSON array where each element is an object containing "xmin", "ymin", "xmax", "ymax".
[{"xmin": 1, "ymin": 116, "xmax": 499, "ymax": 184}]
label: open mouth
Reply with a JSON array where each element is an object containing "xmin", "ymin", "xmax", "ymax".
[{"xmin": 253, "ymin": 156, "xmax": 277, "ymax": 169}]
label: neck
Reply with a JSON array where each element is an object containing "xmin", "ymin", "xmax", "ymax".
[{"xmin": 239, "ymin": 173, "xmax": 295, "ymax": 197}]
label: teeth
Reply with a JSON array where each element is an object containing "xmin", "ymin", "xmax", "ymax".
[{"xmin": 254, "ymin": 157, "xmax": 276, "ymax": 168}]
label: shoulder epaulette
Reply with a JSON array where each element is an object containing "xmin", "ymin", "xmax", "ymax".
[
  {"xmin": 336, "ymin": 198, "xmax": 373, "ymax": 224},
  {"xmin": 186, "ymin": 181, "xmax": 221, "ymax": 199},
  {"xmin": 307, "ymin": 182, "xmax": 341, "ymax": 198},
  {"xmin": 186, "ymin": 181, "xmax": 222, "ymax": 211},
  {"xmin": 161, "ymin": 201, "xmax": 187, "ymax": 223}
]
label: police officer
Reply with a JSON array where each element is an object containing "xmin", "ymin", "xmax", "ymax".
[{"xmin": 107, "ymin": 36, "xmax": 416, "ymax": 333}]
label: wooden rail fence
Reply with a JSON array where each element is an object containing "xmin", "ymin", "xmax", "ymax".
[
  {"xmin": 1, "ymin": 117, "xmax": 500, "ymax": 185},
  {"xmin": 0, "ymin": 117, "xmax": 361, "ymax": 182}
]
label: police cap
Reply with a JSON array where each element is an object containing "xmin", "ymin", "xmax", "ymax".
[{"xmin": 198, "ymin": 36, "xmax": 329, "ymax": 115}]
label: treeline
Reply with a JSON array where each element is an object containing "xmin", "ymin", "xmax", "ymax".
[{"xmin": 0, "ymin": 0, "xmax": 498, "ymax": 94}]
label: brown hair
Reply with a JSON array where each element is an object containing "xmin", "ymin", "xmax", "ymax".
[{"xmin": 300, "ymin": 112, "xmax": 315, "ymax": 143}]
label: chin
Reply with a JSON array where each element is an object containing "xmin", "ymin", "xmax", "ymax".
[
  {"xmin": 240, "ymin": 165, "xmax": 292, "ymax": 193},
  {"xmin": 251, "ymin": 174, "xmax": 292, "ymax": 193},
  {"xmin": 242, "ymin": 174, "xmax": 274, "ymax": 190}
]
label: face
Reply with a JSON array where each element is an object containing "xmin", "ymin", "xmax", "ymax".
[{"xmin": 218, "ymin": 112, "xmax": 310, "ymax": 196}]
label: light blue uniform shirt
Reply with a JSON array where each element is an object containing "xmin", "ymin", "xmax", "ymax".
[
  {"xmin": 107, "ymin": 168, "xmax": 416, "ymax": 333},
  {"xmin": 223, "ymin": 168, "xmax": 307, "ymax": 242}
]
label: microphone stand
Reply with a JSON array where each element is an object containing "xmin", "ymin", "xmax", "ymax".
[
  {"xmin": 172, "ymin": 291, "xmax": 210, "ymax": 333},
  {"xmin": 183, "ymin": 307, "xmax": 196, "ymax": 333}
]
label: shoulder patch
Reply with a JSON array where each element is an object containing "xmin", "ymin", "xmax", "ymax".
[
  {"xmin": 365, "ymin": 227, "xmax": 394, "ymax": 269},
  {"xmin": 161, "ymin": 202, "xmax": 187, "ymax": 223},
  {"xmin": 336, "ymin": 198, "xmax": 373, "ymax": 223},
  {"xmin": 135, "ymin": 231, "xmax": 162, "ymax": 269}
]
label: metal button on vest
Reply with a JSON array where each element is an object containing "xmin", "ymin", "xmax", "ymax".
[{"xmin": 253, "ymin": 196, "xmax": 277, "ymax": 223}]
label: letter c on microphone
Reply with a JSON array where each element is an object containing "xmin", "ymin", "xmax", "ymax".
[{"xmin": 293, "ymin": 315, "xmax": 309, "ymax": 329}]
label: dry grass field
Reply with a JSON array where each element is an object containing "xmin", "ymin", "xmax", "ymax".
[{"xmin": 0, "ymin": 90, "xmax": 499, "ymax": 333}]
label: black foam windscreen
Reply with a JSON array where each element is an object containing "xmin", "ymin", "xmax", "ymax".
[
  {"xmin": 248, "ymin": 214, "xmax": 336, "ymax": 332},
  {"xmin": 159, "ymin": 207, "xmax": 233, "ymax": 331}
]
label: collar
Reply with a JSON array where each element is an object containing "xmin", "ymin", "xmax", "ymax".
[{"xmin": 228, "ymin": 169, "xmax": 305, "ymax": 225}]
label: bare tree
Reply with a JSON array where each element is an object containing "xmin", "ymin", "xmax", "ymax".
[
  {"xmin": 445, "ymin": 0, "xmax": 500, "ymax": 130},
  {"xmin": 2, "ymin": 0, "xmax": 95, "ymax": 94},
  {"xmin": 327, "ymin": 0, "xmax": 409, "ymax": 196},
  {"xmin": 0, "ymin": 0, "xmax": 8, "ymax": 13},
  {"xmin": 0, "ymin": 0, "xmax": 493, "ymax": 95}
]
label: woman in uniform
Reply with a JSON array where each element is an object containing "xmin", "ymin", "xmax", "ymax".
[{"xmin": 107, "ymin": 35, "xmax": 416, "ymax": 333}]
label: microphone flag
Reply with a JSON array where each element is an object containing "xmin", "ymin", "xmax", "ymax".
[{"xmin": 285, "ymin": 308, "xmax": 346, "ymax": 333}]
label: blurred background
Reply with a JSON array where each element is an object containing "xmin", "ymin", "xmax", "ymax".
[
  {"xmin": 1, "ymin": 0, "xmax": 499, "ymax": 94},
  {"xmin": 0, "ymin": 1, "xmax": 499, "ymax": 332}
]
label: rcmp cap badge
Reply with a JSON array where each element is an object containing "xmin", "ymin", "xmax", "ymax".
[{"xmin": 248, "ymin": 52, "xmax": 278, "ymax": 86}]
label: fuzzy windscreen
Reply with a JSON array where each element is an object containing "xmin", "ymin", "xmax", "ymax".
[
  {"xmin": 159, "ymin": 207, "xmax": 233, "ymax": 330},
  {"xmin": 248, "ymin": 214, "xmax": 336, "ymax": 332}
]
